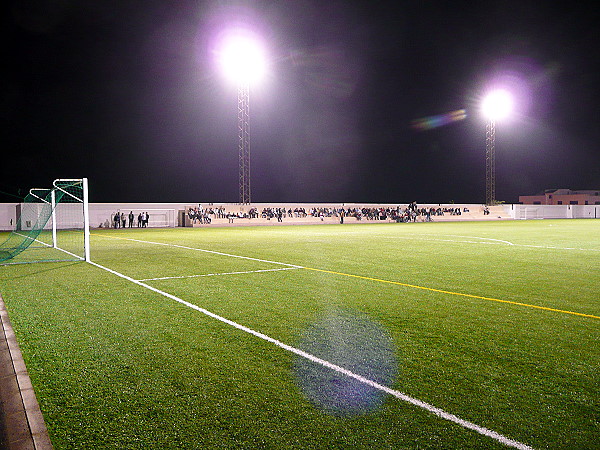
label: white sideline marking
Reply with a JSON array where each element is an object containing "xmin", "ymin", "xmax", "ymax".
[
  {"xmin": 121, "ymin": 237, "xmax": 305, "ymax": 268},
  {"xmin": 138, "ymin": 267, "xmax": 300, "ymax": 282},
  {"xmin": 97, "ymin": 232, "xmax": 599, "ymax": 252},
  {"xmin": 88, "ymin": 258, "xmax": 533, "ymax": 450}
]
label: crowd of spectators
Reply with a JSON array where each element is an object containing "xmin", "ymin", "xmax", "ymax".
[
  {"xmin": 187, "ymin": 205, "xmax": 213, "ymax": 224},
  {"xmin": 185, "ymin": 203, "xmax": 424, "ymax": 223},
  {"xmin": 103, "ymin": 203, "xmax": 488, "ymax": 229},
  {"xmin": 182, "ymin": 203, "xmax": 485, "ymax": 225},
  {"xmin": 107, "ymin": 211, "xmax": 149, "ymax": 228}
]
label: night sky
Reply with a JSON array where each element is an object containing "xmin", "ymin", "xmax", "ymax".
[{"xmin": 3, "ymin": 0, "xmax": 599, "ymax": 204}]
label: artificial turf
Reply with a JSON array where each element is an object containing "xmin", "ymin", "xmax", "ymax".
[{"xmin": 0, "ymin": 219, "xmax": 598, "ymax": 449}]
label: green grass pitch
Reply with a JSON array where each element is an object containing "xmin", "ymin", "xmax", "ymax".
[{"xmin": 0, "ymin": 219, "xmax": 598, "ymax": 449}]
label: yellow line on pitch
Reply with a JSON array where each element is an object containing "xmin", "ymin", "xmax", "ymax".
[{"xmin": 303, "ymin": 267, "xmax": 600, "ymax": 320}]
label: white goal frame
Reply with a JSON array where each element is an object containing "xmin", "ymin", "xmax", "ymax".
[
  {"xmin": 53, "ymin": 178, "xmax": 90, "ymax": 262},
  {"xmin": 25, "ymin": 178, "xmax": 90, "ymax": 262}
]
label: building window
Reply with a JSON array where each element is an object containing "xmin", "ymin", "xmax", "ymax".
[
  {"xmin": 570, "ymin": 201, "xmax": 578, "ymax": 205},
  {"xmin": 533, "ymin": 201, "xmax": 541, "ymax": 205},
  {"xmin": 557, "ymin": 201, "xmax": 563, "ymax": 205}
]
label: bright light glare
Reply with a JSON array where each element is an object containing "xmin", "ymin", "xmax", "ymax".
[
  {"xmin": 481, "ymin": 89, "xmax": 513, "ymax": 120},
  {"xmin": 218, "ymin": 32, "xmax": 266, "ymax": 84}
]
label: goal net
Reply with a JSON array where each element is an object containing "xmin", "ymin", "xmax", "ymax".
[{"xmin": 0, "ymin": 178, "xmax": 90, "ymax": 265}]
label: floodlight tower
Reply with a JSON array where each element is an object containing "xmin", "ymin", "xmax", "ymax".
[
  {"xmin": 485, "ymin": 120, "xmax": 496, "ymax": 206},
  {"xmin": 481, "ymin": 89, "xmax": 513, "ymax": 205},
  {"xmin": 238, "ymin": 82, "xmax": 251, "ymax": 204},
  {"xmin": 218, "ymin": 31, "xmax": 266, "ymax": 204}
]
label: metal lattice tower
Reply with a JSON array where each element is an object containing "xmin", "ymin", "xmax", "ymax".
[
  {"xmin": 485, "ymin": 120, "xmax": 496, "ymax": 206},
  {"xmin": 238, "ymin": 83, "xmax": 251, "ymax": 204}
]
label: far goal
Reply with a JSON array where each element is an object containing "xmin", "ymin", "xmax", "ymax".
[{"xmin": 0, "ymin": 178, "xmax": 90, "ymax": 265}]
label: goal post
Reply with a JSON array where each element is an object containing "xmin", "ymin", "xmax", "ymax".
[
  {"xmin": 0, "ymin": 178, "xmax": 90, "ymax": 265},
  {"xmin": 52, "ymin": 178, "xmax": 91, "ymax": 262}
]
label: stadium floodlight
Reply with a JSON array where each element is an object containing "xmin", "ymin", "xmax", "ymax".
[
  {"xmin": 481, "ymin": 89, "xmax": 513, "ymax": 205},
  {"xmin": 481, "ymin": 89, "xmax": 513, "ymax": 121},
  {"xmin": 217, "ymin": 29, "xmax": 267, "ymax": 204},
  {"xmin": 218, "ymin": 32, "xmax": 267, "ymax": 85}
]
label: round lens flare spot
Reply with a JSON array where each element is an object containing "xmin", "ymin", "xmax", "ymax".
[{"xmin": 293, "ymin": 310, "xmax": 398, "ymax": 417}]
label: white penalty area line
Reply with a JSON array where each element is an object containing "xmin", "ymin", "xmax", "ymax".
[
  {"xmin": 88, "ymin": 258, "xmax": 533, "ymax": 450},
  {"xmin": 137, "ymin": 266, "xmax": 300, "ymax": 282}
]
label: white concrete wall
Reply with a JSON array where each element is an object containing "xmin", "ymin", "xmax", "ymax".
[
  {"xmin": 573, "ymin": 205, "xmax": 600, "ymax": 219},
  {"xmin": 0, "ymin": 202, "xmax": 185, "ymax": 231},
  {"xmin": 90, "ymin": 202, "xmax": 496, "ymax": 228},
  {"xmin": 2, "ymin": 202, "xmax": 597, "ymax": 232},
  {"xmin": 89, "ymin": 203, "xmax": 185, "ymax": 228},
  {"xmin": 509, "ymin": 204, "xmax": 600, "ymax": 219},
  {"xmin": 2, "ymin": 202, "xmax": 490, "ymax": 230},
  {"xmin": 0, "ymin": 204, "xmax": 17, "ymax": 231}
]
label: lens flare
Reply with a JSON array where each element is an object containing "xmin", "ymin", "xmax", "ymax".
[
  {"xmin": 293, "ymin": 309, "xmax": 397, "ymax": 417},
  {"xmin": 410, "ymin": 109, "xmax": 467, "ymax": 132}
]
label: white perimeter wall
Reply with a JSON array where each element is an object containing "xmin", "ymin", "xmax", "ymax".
[
  {"xmin": 508, "ymin": 204, "xmax": 600, "ymax": 219},
  {"xmin": 1, "ymin": 203, "xmax": 599, "ymax": 231},
  {"xmin": 1, "ymin": 202, "xmax": 487, "ymax": 230},
  {"xmin": 78, "ymin": 202, "xmax": 492, "ymax": 229},
  {"xmin": 0, "ymin": 204, "xmax": 17, "ymax": 231}
]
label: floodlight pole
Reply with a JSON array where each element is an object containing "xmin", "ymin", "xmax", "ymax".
[
  {"xmin": 485, "ymin": 120, "xmax": 496, "ymax": 206},
  {"xmin": 238, "ymin": 82, "xmax": 251, "ymax": 204}
]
